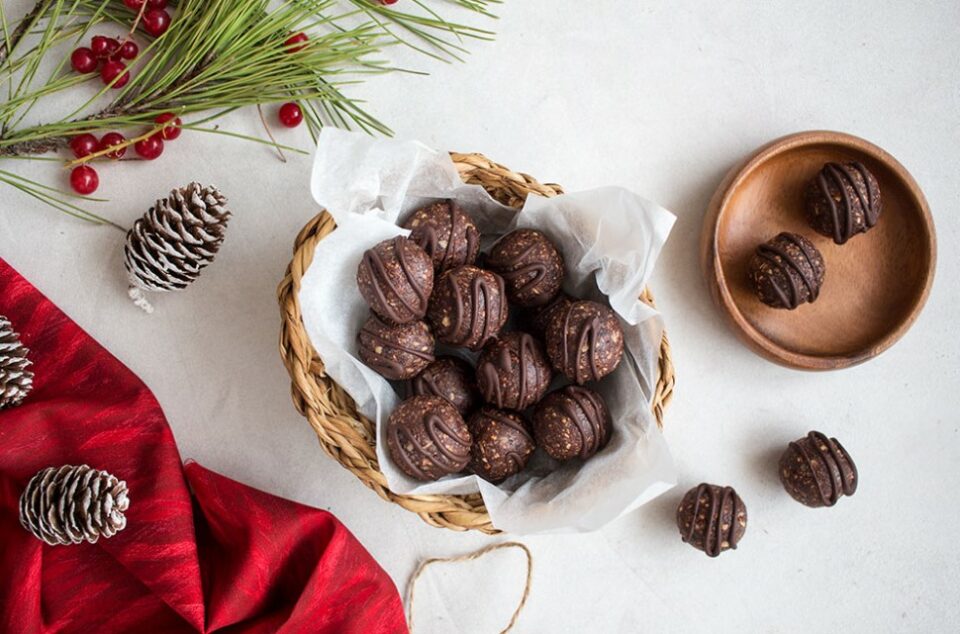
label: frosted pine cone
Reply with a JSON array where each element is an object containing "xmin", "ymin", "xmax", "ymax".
[
  {"xmin": 124, "ymin": 182, "xmax": 231, "ymax": 313},
  {"xmin": 19, "ymin": 465, "xmax": 130, "ymax": 546},
  {"xmin": 0, "ymin": 315, "xmax": 33, "ymax": 410}
]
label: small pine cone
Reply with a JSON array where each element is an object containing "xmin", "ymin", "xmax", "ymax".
[
  {"xmin": 19, "ymin": 465, "xmax": 130, "ymax": 546},
  {"xmin": 0, "ymin": 315, "xmax": 33, "ymax": 410},
  {"xmin": 124, "ymin": 182, "xmax": 231, "ymax": 313}
]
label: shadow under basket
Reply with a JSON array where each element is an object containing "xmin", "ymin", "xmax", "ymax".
[{"xmin": 277, "ymin": 152, "xmax": 676, "ymax": 534}]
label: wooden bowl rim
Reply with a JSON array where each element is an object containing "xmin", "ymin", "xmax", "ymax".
[{"xmin": 703, "ymin": 130, "xmax": 937, "ymax": 370}]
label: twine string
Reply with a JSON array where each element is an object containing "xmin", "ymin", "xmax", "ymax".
[{"xmin": 405, "ymin": 541, "xmax": 533, "ymax": 634}]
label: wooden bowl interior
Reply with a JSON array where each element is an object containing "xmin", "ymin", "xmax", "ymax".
[{"xmin": 715, "ymin": 138, "xmax": 934, "ymax": 366}]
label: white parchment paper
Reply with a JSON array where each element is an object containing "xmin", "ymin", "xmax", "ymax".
[{"xmin": 300, "ymin": 127, "xmax": 677, "ymax": 534}]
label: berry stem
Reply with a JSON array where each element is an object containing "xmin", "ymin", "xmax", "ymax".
[{"xmin": 256, "ymin": 104, "xmax": 286, "ymax": 163}]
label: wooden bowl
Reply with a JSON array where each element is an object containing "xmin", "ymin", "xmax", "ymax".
[{"xmin": 701, "ymin": 131, "xmax": 936, "ymax": 370}]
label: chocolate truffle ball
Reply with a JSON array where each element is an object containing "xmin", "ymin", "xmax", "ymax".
[
  {"xmin": 357, "ymin": 315, "xmax": 434, "ymax": 380},
  {"xmin": 427, "ymin": 265, "xmax": 509, "ymax": 351},
  {"xmin": 532, "ymin": 385, "xmax": 611, "ymax": 461},
  {"xmin": 748, "ymin": 232, "xmax": 825, "ymax": 310},
  {"xmin": 486, "ymin": 229, "xmax": 565, "ymax": 307},
  {"xmin": 531, "ymin": 292, "xmax": 573, "ymax": 336},
  {"xmin": 402, "ymin": 200, "xmax": 481, "ymax": 274},
  {"xmin": 386, "ymin": 395, "xmax": 471, "ymax": 481},
  {"xmin": 805, "ymin": 161, "xmax": 882, "ymax": 245},
  {"xmin": 676, "ymin": 483, "xmax": 747, "ymax": 558},
  {"xmin": 779, "ymin": 431, "xmax": 858, "ymax": 508},
  {"xmin": 357, "ymin": 236, "xmax": 433, "ymax": 324},
  {"xmin": 545, "ymin": 300, "xmax": 624, "ymax": 384},
  {"xmin": 476, "ymin": 332, "xmax": 553, "ymax": 411},
  {"xmin": 467, "ymin": 407, "xmax": 536, "ymax": 482},
  {"xmin": 410, "ymin": 356, "xmax": 479, "ymax": 417}
]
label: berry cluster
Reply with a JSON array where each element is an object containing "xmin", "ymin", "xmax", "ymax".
[
  {"xmin": 70, "ymin": 36, "xmax": 139, "ymax": 88},
  {"xmin": 123, "ymin": 0, "xmax": 172, "ymax": 37},
  {"xmin": 67, "ymin": 113, "xmax": 182, "ymax": 195}
]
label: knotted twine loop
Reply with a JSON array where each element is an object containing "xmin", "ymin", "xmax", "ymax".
[{"xmin": 405, "ymin": 541, "xmax": 533, "ymax": 633}]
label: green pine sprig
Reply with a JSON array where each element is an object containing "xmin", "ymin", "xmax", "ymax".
[{"xmin": 0, "ymin": 0, "xmax": 498, "ymax": 225}]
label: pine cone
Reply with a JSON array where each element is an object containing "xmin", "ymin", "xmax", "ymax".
[
  {"xmin": 124, "ymin": 182, "xmax": 231, "ymax": 313},
  {"xmin": 0, "ymin": 315, "xmax": 33, "ymax": 410},
  {"xmin": 19, "ymin": 465, "xmax": 130, "ymax": 546}
]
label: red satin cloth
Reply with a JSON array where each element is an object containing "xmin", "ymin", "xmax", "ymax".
[{"xmin": 0, "ymin": 258, "xmax": 407, "ymax": 634}]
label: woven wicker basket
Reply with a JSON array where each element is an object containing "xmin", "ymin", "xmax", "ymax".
[{"xmin": 277, "ymin": 152, "xmax": 676, "ymax": 534}]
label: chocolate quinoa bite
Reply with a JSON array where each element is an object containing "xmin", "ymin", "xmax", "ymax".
[
  {"xmin": 410, "ymin": 356, "xmax": 479, "ymax": 417},
  {"xmin": 476, "ymin": 332, "xmax": 552, "ymax": 411},
  {"xmin": 427, "ymin": 265, "xmax": 508, "ymax": 351},
  {"xmin": 467, "ymin": 407, "xmax": 535, "ymax": 483},
  {"xmin": 779, "ymin": 431, "xmax": 858, "ymax": 508},
  {"xmin": 748, "ymin": 232, "xmax": 825, "ymax": 310},
  {"xmin": 530, "ymin": 292, "xmax": 573, "ymax": 336},
  {"xmin": 386, "ymin": 395, "xmax": 471, "ymax": 482},
  {"xmin": 356, "ymin": 236, "xmax": 433, "ymax": 324},
  {"xmin": 676, "ymin": 483, "xmax": 747, "ymax": 558},
  {"xmin": 545, "ymin": 300, "xmax": 624, "ymax": 384},
  {"xmin": 532, "ymin": 385, "xmax": 611, "ymax": 461},
  {"xmin": 805, "ymin": 161, "xmax": 882, "ymax": 245},
  {"xmin": 486, "ymin": 228, "xmax": 565, "ymax": 307},
  {"xmin": 402, "ymin": 200, "xmax": 480, "ymax": 274},
  {"xmin": 357, "ymin": 315, "xmax": 434, "ymax": 380}
]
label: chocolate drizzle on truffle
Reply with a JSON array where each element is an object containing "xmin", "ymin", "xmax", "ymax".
[
  {"xmin": 476, "ymin": 332, "xmax": 552, "ymax": 410},
  {"xmin": 357, "ymin": 316, "xmax": 434, "ymax": 380},
  {"xmin": 748, "ymin": 232, "xmax": 826, "ymax": 310},
  {"xmin": 428, "ymin": 266, "xmax": 508, "ymax": 350},
  {"xmin": 486, "ymin": 229, "xmax": 565, "ymax": 307},
  {"xmin": 532, "ymin": 385, "xmax": 612, "ymax": 461},
  {"xmin": 403, "ymin": 200, "xmax": 481, "ymax": 273},
  {"xmin": 357, "ymin": 236, "xmax": 433, "ymax": 324},
  {"xmin": 558, "ymin": 386, "xmax": 607, "ymax": 459},
  {"xmin": 467, "ymin": 407, "xmax": 536, "ymax": 482},
  {"xmin": 755, "ymin": 233, "xmax": 820, "ymax": 309},
  {"xmin": 805, "ymin": 161, "xmax": 882, "ymax": 245},
  {"xmin": 780, "ymin": 431, "xmax": 858, "ymax": 507},
  {"xmin": 386, "ymin": 396, "xmax": 471, "ymax": 481},
  {"xmin": 676, "ymin": 483, "xmax": 747, "ymax": 558}
]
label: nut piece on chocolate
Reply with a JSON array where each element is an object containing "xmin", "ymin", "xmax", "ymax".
[
  {"xmin": 476, "ymin": 332, "xmax": 552, "ymax": 411},
  {"xmin": 402, "ymin": 200, "xmax": 481, "ymax": 274},
  {"xmin": 410, "ymin": 356, "xmax": 479, "ymax": 417},
  {"xmin": 358, "ymin": 315, "xmax": 434, "ymax": 380},
  {"xmin": 531, "ymin": 292, "xmax": 573, "ymax": 335},
  {"xmin": 386, "ymin": 395, "xmax": 471, "ymax": 481},
  {"xmin": 467, "ymin": 407, "xmax": 536, "ymax": 482},
  {"xmin": 532, "ymin": 385, "xmax": 611, "ymax": 461},
  {"xmin": 486, "ymin": 229, "xmax": 565, "ymax": 307},
  {"xmin": 748, "ymin": 232, "xmax": 826, "ymax": 310},
  {"xmin": 805, "ymin": 161, "xmax": 882, "ymax": 245},
  {"xmin": 357, "ymin": 236, "xmax": 434, "ymax": 324},
  {"xmin": 427, "ymin": 265, "xmax": 509, "ymax": 351},
  {"xmin": 545, "ymin": 300, "xmax": 624, "ymax": 384},
  {"xmin": 779, "ymin": 431, "xmax": 858, "ymax": 508},
  {"xmin": 676, "ymin": 483, "xmax": 747, "ymax": 558}
]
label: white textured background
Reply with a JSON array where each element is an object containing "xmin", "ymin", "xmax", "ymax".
[{"xmin": 2, "ymin": 1, "xmax": 959, "ymax": 632}]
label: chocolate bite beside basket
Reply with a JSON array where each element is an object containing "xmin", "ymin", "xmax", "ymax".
[{"xmin": 355, "ymin": 204, "xmax": 626, "ymax": 486}]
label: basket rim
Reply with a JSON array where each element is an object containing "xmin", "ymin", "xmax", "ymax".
[{"xmin": 277, "ymin": 151, "xmax": 675, "ymax": 534}]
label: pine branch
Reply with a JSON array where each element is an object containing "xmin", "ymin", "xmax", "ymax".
[{"xmin": 0, "ymin": 0, "xmax": 51, "ymax": 67}]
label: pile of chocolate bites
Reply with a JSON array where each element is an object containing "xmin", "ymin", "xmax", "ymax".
[
  {"xmin": 748, "ymin": 161, "xmax": 882, "ymax": 310},
  {"xmin": 354, "ymin": 200, "xmax": 626, "ymax": 484}
]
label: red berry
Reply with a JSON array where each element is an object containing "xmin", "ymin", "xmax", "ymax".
[
  {"xmin": 380, "ymin": 0, "xmax": 399, "ymax": 4},
  {"xmin": 101, "ymin": 60, "xmax": 130, "ymax": 88},
  {"xmin": 284, "ymin": 32, "xmax": 308, "ymax": 52},
  {"xmin": 70, "ymin": 165, "xmax": 99, "ymax": 195},
  {"xmin": 278, "ymin": 102, "xmax": 303, "ymax": 128},
  {"xmin": 123, "ymin": 0, "xmax": 145, "ymax": 9},
  {"xmin": 134, "ymin": 135, "xmax": 164, "ymax": 160},
  {"xmin": 70, "ymin": 47, "xmax": 98, "ymax": 73},
  {"xmin": 154, "ymin": 112, "xmax": 182, "ymax": 140},
  {"xmin": 69, "ymin": 134, "xmax": 99, "ymax": 159},
  {"xmin": 147, "ymin": 0, "xmax": 168, "ymax": 8},
  {"xmin": 142, "ymin": 9, "xmax": 171, "ymax": 37},
  {"xmin": 117, "ymin": 40, "xmax": 139, "ymax": 60},
  {"xmin": 91, "ymin": 36, "xmax": 119, "ymax": 59},
  {"xmin": 99, "ymin": 132, "xmax": 127, "ymax": 159}
]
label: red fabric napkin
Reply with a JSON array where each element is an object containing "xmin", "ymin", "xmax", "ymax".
[{"xmin": 0, "ymin": 258, "xmax": 407, "ymax": 634}]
